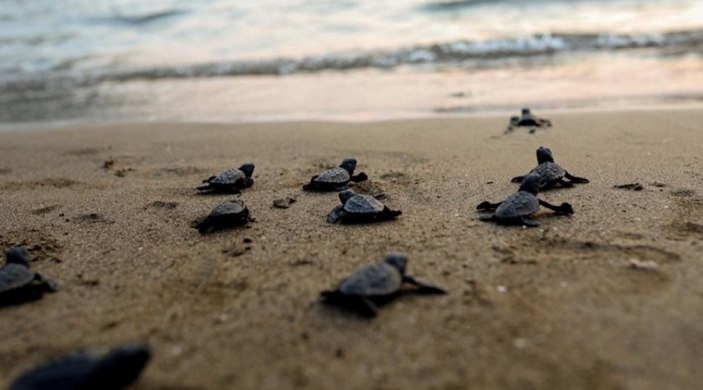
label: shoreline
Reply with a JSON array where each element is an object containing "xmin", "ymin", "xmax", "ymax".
[
  {"xmin": 2, "ymin": 101, "xmax": 703, "ymax": 133},
  {"xmin": 1, "ymin": 108, "xmax": 702, "ymax": 389}
]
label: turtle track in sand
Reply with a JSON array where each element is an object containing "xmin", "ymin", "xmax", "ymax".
[
  {"xmin": 491, "ymin": 237, "xmax": 680, "ymax": 297},
  {"xmin": 665, "ymin": 188, "xmax": 703, "ymax": 239}
]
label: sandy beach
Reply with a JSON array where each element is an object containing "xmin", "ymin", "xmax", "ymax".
[{"xmin": 1, "ymin": 108, "xmax": 702, "ymax": 389}]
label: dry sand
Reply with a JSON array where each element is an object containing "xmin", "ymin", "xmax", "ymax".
[{"xmin": 1, "ymin": 108, "xmax": 702, "ymax": 389}]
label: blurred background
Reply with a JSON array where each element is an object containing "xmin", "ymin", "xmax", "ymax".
[{"xmin": 1, "ymin": 0, "xmax": 702, "ymax": 125}]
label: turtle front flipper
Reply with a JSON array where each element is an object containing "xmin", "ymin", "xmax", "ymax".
[
  {"xmin": 327, "ymin": 205, "xmax": 346, "ymax": 223},
  {"xmin": 556, "ymin": 178, "xmax": 574, "ymax": 188},
  {"xmin": 510, "ymin": 175, "xmax": 526, "ymax": 183},
  {"xmin": 564, "ymin": 171, "xmax": 589, "ymax": 184},
  {"xmin": 350, "ymin": 172, "xmax": 368, "ymax": 183},
  {"xmin": 476, "ymin": 201, "xmax": 501, "ymax": 211},
  {"xmin": 33, "ymin": 273, "xmax": 58, "ymax": 293},
  {"xmin": 377, "ymin": 207, "xmax": 402, "ymax": 222},
  {"xmin": 538, "ymin": 199, "xmax": 574, "ymax": 215},
  {"xmin": 202, "ymin": 175, "xmax": 216, "ymax": 184},
  {"xmin": 403, "ymin": 276, "xmax": 446, "ymax": 295},
  {"xmin": 196, "ymin": 184, "xmax": 213, "ymax": 191}
]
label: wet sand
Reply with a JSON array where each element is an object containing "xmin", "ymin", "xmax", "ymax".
[{"xmin": 1, "ymin": 108, "xmax": 702, "ymax": 389}]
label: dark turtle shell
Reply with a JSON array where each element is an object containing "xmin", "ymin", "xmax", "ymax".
[
  {"xmin": 343, "ymin": 194, "xmax": 385, "ymax": 214},
  {"xmin": 314, "ymin": 167, "xmax": 350, "ymax": 185},
  {"xmin": 529, "ymin": 161, "xmax": 565, "ymax": 187},
  {"xmin": 337, "ymin": 260, "xmax": 403, "ymax": 297},
  {"xmin": 198, "ymin": 163, "xmax": 254, "ymax": 193},
  {"xmin": 195, "ymin": 199, "xmax": 250, "ymax": 233},
  {"xmin": 9, "ymin": 343, "xmax": 150, "ymax": 390},
  {"xmin": 321, "ymin": 254, "xmax": 445, "ymax": 316},
  {"xmin": 494, "ymin": 191, "xmax": 540, "ymax": 219},
  {"xmin": 0, "ymin": 263, "xmax": 35, "ymax": 294},
  {"xmin": 209, "ymin": 168, "xmax": 246, "ymax": 185}
]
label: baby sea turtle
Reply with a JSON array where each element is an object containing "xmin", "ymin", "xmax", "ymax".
[
  {"xmin": 9, "ymin": 342, "xmax": 150, "ymax": 390},
  {"xmin": 194, "ymin": 199, "xmax": 250, "ymax": 234},
  {"xmin": 510, "ymin": 147, "xmax": 589, "ymax": 189},
  {"xmin": 327, "ymin": 190, "xmax": 401, "ymax": 224},
  {"xmin": 0, "ymin": 247, "xmax": 57, "ymax": 307},
  {"xmin": 303, "ymin": 158, "xmax": 368, "ymax": 191},
  {"xmin": 507, "ymin": 108, "xmax": 552, "ymax": 133},
  {"xmin": 477, "ymin": 173, "xmax": 573, "ymax": 227},
  {"xmin": 321, "ymin": 253, "xmax": 446, "ymax": 317},
  {"xmin": 197, "ymin": 163, "xmax": 254, "ymax": 193}
]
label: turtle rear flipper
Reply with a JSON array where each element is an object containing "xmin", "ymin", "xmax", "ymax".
[
  {"xmin": 350, "ymin": 172, "xmax": 368, "ymax": 183},
  {"xmin": 403, "ymin": 276, "xmax": 446, "ymax": 295},
  {"xmin": 565, "ymin": 171, "xmax": 589, "ymax": 184},
  {"xmin": 479, "ymin": 215, "xmax": 497, "ymax": 223},
  {"xmin": 476, "ymin": 201, "xmax": 501, "ymax": 211},
  {"xmin": 34, "ymin": 273, "xmax": 58, "ymax": 293},
  {"xmin": 510, "ymin": 175, "xmax": 525, "ymax": 183},
  {"xmin": 196, "ymin": 184, "xmax": 213, "ymax": 191},
  {"xmin": 201, "ymin": 175, "xmax": 216, "ymax": 184}
]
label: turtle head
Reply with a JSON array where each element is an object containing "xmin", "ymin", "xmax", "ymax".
[
  {"xmin": 5, "ymin": 247, "xmax": 29, "ymax": 265},
  {"xmin": 536, "ymin": 147, "xmax": 554, "ymax": 163},
  {"xmin": 519, "ymin": 173, "xmax": 542, "ymax": 194},
  {"xmin": 521, "ymin": 107, "xmax": 531, "ymax": 116},
  {"xmin": 383, "ymin": 253, "xmax": 408, "ymax": 275},
  {"xmin": 238, "ymin": 163, "xmax": 255, "ymax": 178},
  {"xmin": 339, "ymin": 158, "xmax": 357, "ymax": 174},
  {"xmin": 92, "ymin": 343, "xmax": 151, "ymax": 388},
  {"xmin": 338, "ymin": 189, "xmax": 356, "ymax": 204}
]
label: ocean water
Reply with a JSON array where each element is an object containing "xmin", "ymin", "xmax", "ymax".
[{"xmin": 1, "ymin": 0, "xmax": 702, "ymax": 124}]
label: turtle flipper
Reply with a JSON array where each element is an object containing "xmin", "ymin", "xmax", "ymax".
[
  {"xmin": 557, "ymin": 178, "xmax": 574, "ymax": 188},
  {"xmin": 194, "ymin": 218, "xmax": 215, "ymax": 234},
  {"xmin": 377, "ymin": 207, "xmax": 402, "ymax": 221},
  {"xmin": 196, "ymin": 184, "xmax": 212, "ymax": 191},
  {"xmin": 510, "ymin": 175, "xmax": 526, "ymax": 183},
  {"xmin": 538, "ymin": 199, "xmax": 574, "ymax": 215},
  {"xmin": 479, "ymin": 215, "xmax": 497, "ymax": 223},
  {"xmin": 34, "ymin": 273, "xmax": 58, "ymax": 293},
  {"xmin": 476, "ymin": 201, "xmax": 501, "ymax": 211},
  {"xmin": 350, "ymin": 172, "xmax": 368, "ymax": 183},
  {"xmin": 327, "ymin": 205, "xmax": 346, "ymax": 223},
  {"xmin": 564, "ymin": 171, "xmax": 589, "ymax": 184},
  {"xmin": 403, "ymin": 276, "xmax": 446, "ymax": 295},
  {"xmin": 519, "ymin": 217, "xmax": 539, "ymax": 227},
  {"xmin": 202, "ymin": 175, "xmax": 216, "ymax": 184}
]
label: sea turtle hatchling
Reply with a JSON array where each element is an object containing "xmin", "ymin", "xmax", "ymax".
[
  {"xmin": 506, "ymin": 108, "xmax": 552, "ymax": 133},
  {"xmin": 303, "ymin": 158, "xmax": 368, "ymax": 191},
  {"xmin": 197, "ymin": 163, "xmax": 255, "ymax": 193},
  {"xmin": 194, "ymin": 199, "xmax": 251, "ymax": 234},
  {"xmin": 9, "ymin": 342, "xmax": 150, "ymax": 390},
  {"xmin": 321, "ymin": 253, "xmax": 446, "ymax": 317},
  {"xmin": 510, "ymin": 146, "xmax": 589, "ymax": 189},
  {"xmin": 327, "ymin": 190, "xmax": 401, "ymax": 224},
  {"xmin": 477, "ymin": 173, "xmax": 573, "ymax": 227},
  {"xmin": 0, "ymin": 247, "xmax": 57, "ymax": 307}
]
